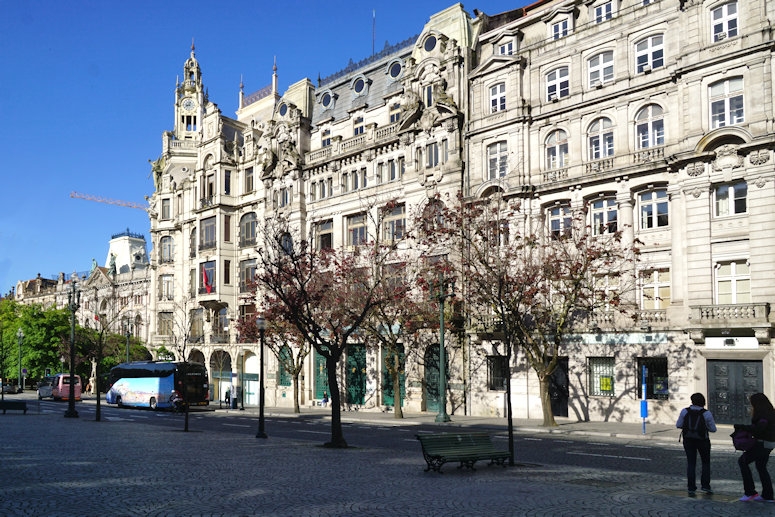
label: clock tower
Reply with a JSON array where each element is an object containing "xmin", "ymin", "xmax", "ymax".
[{"xmin": 175, "ymin": 42, "xmax": 204, "ymax": 139}]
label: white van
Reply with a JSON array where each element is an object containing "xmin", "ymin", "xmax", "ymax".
[{"xmin": 37, "ymin": 376, "xmax": 56, "ymax": 400}]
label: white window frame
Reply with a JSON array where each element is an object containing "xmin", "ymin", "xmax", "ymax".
[
  {"xmin": 487, "ymin": 141, "xmax": 508, "ymax": 179},
  {"xmin": 635, "ymin": 35, "xmax": 664, "ymax": 73},
  {"xmin": 426, "ymin": 142, "xmax": 439, "ymax": 168},
  {"xmin": 498, "ymin": 40, "xmax": 514, "ymax": 55},
  {"xmin": 638, "ymin": 188, "xmax": 669, "ymax": 230},
  {"xmin": 589, "ymin": 196, "xmax": 618, "ymax": 235},
  {"xmin": 545, "ymin": 130, "xmax": 569, "ymax": 170},
  {"xmin": 547, "ymin": 66, "xmax": 569, "ymax": 101},
  {"xmin": 710, "ymin": 78, "xmax": 744, "ymax": 129},
  {"xmin": 552, "ymin": 19, "xmax": 569, "ymax": 39},
  {"xmin": 490, "ymin": 82, "xmax": 506, "ymax": 113},
  {"xmin": 712, "ymin": 1, "xmax": 738, "ymax": 42},
  {"xmin": 346, "ymin": 213, "xmax": 368, "ymax": 247},
  {"xmin": 589, "ymin": 51, "xmax": 614, "ymax": 87},
  {"xmin": 588, "ymin": 117, "xmax": 614, "ymax": 160},
  {"xmin": 594, "ymin": 1, "xmax": 613, "ymax": 23},
  {"xmin": 640, "ymin": 268, "xmax": 671, "ymax": 310},
  {"xmin": 548, "ymin": 203, "xmax": 572, "ymax": 239},
  {"xmin": 715, "ymin": 259, "xmax": 750, "ymax": 304},
  {"xmin": 382, "ymin": 204, "xmax": 406, "ymax": 242},
  {"xmin": 714, "ymin": 180, "xmax": 747, "ymax": 217},
  {"xmin": 635, "ymin": 104, "xmax": 664, "ymax": 149}
]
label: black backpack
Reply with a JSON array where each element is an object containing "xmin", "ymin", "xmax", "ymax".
[{"xmin": 682, "ymin": 408, "xmax": 708, "ymax": 440}]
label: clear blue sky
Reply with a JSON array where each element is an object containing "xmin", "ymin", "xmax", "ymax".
[{"xmin": 0, "ymin": 0, "xmax": 517, "ymax": 295}]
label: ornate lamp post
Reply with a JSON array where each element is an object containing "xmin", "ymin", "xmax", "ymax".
[
  {"xmin": 124, "ymin": 319, "xmax": 133, "ymax": 363},
  {"xmin": 435, "ymin": 276, "xmax": 453, "ymax": 423},
  {"xmin": 255, "ymin": 315, "xmax": 267, "ymax": 438},
  {"xmin": 65, "ymin": 273, "xmax": 80, "ymax": 419},
  {"xmin": 16, "ymin": 328, "xmax": 24, "ymax": 392}
]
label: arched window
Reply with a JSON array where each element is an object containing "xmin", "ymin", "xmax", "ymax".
[
  {"xmin": 635, "ymin": 105, "xmax": 664, "ymax": 149},
  {"xmin": 545, "ymin": 130, "xmax": 569, "ymax": 169},
  {"xmin": 588, "ymin": 118, "xmax": 614, "ymax": 160},
  {"xmin": 635, "ymin": 35, "xmax": 664, "ymax": 73},
  {"xmin": 588, "ymin": 51, "xmax": 614, "ymax": 87},
  {"xmin": 240, "ymin": 212, "xmax": 257, "ymax": 247}
]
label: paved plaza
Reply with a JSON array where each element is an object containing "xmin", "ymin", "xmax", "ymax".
[{"xmin": 0, "ymin": 397, "xmax": 773, "ymax": 516}]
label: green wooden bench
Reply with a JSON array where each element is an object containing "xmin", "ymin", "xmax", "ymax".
[
  {"xmin": 416, "ymin": 432, "xmax": 509, "ymax": 473},
  {"xmin": 0, "ymin": 400, "xmax": 28, "ymax": 414}
]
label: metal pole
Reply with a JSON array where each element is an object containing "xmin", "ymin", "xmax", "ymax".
[
  {"xmin": 435, "ymin": 279, "xmax": 450, "ymax": 423},
  {"xmin": 125, "ymin": 325, "xmax": 131, "ymax": 363},
  {"xmin": 256, "ymin": 316, "xmax": 267, "ymax": 438},
  {"xmin": 16, "ymin": 328, "xmax": 23, "ymax": 392},
  {"xmin": 65, "ymin": 277, "xmax": 80, "ymax": 418}
]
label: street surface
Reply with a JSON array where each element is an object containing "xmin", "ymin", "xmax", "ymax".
[{"xmin": 0, "ymin": 392, "xmax": 772, "ymax": 516}]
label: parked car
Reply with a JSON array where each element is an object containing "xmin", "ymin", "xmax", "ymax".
[
  {"xmin": 37, "ymin": 376, "xmax": 56, "ymax": 399},
  {"xmin": 2, "ymin": 383, "xmax": 18, "ymax": 394}
]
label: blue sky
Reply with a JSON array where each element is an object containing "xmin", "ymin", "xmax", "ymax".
[{"xmin": 0, "ymin": 0, "xmax": 517, "ymax": 295}]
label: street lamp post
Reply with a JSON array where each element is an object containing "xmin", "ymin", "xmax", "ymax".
[
  {"xmin": 435, "ymin": 276, "xmax": 453, "ymax": 423},
  {"xmin": 65, "ymin": 274, "xmax": 80, "ymax": 419},
  {"xmin": 256, "ymin": 316, "xmax": 267, "ymax": 438},
  {"xmin": 124, "ymin": 320, "xmax": 132, "ymax": 364},
  {"xmin": 16, "ymin": 328, "xmax": 24, "ymax": 392}
]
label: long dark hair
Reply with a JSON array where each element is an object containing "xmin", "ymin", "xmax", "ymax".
[{"xmin": 750, "ymin": 392, "xmax": 775, "ymax": 422}]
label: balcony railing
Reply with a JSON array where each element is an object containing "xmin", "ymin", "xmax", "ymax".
[
  {"xmin": 632, "ymin": 146, "xmax": 664, "ymax": 164},
  {"xmin": 198, "ymin": 287, "xmax": 217, "ymax": 295},
  {"xmin": 690, "ymin": 303, "xmax": 770, "ymax": 324}
]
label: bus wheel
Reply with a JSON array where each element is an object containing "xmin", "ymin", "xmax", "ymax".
[
  {"xmin": 149, "ymin": 397, "xmax": 157, "ymax": 410},
  {"xmin": 116, "ymin": 396, "xmax": 123, "ymax": 407}
]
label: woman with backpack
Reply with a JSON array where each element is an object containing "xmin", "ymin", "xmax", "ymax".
[
  {"xmin": 736, "ymin": 392, "xmax": 775, "ymax": 502},
  {"xmin": 676, "ymin": 392, "xmax": 717, "ymax": 496}
]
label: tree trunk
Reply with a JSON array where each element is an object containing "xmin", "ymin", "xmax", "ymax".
[
  {"xmin": 325, "ymin": 355, "xmax": 347, "ymax": 448},
  {"xmin": 505, "ymin": 355, "xmax": 514, "ymax": 465},
  {"xmin": 392, "ymin": 363, "xmax": 403, "ymax": 419},
  {"xmin": 292, "ymin": 372, "xmax": 300, "ymax": 413},
  {"xmin": 539, "ymin": 376, "xmax": 557, "ymax": 427}
]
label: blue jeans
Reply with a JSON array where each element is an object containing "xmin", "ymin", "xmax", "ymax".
[
  {"xmin": 683, "ymin": 438, "xmax": 711, "ymax": 491},
  {"xmin": 739, "ymin": 442, "xmax": 773, "ymax": 499}
]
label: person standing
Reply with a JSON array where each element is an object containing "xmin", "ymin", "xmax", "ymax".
[
  {"xmin": 676, "ymin": 392, "xmax": 717, "ymax": 496},
  {"xmin": 737, "ymin": 392, "xmax": 775, "ymax": 502}
]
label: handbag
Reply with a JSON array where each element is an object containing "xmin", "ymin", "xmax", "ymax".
[{"xmin": 731, "ymin": 428, "xmax": 757, "ymax": 452}]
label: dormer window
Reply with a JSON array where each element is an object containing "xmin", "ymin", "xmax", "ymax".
[
  {"xmin": 498, "ymin": 40, "xmax": 514, "ymax": 55},
  {"xmin": 320, "ymin": 90, "xmax": 336, "ymax": 110},
  {"xmin": 552, "ymin": 19, "xmax": 569, "ymax": 39},
  {"xmin": 351, "ymin": 76, "xmax": 369, "ymax": 97},
  {"xmin": 388, "ymin": 60, "xmax": 403, "ymax": 80}
]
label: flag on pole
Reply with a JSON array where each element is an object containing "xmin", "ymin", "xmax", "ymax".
[{"xmin": 202, "ymin": 265, "xmax": 212, "ymax": 293}]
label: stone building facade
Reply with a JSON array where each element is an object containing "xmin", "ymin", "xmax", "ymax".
[{"xmin": 145, "ymin": 0, "xmax": 775, "ymax": 424}]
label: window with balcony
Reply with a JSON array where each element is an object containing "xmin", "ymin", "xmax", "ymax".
[
  {"xmin": 593, "ymin": 273, "xmax": 619, "ymax": 311},
  {"xmin": 200, "ymin": 216, "xmax": 216, "ymax": 249},
  {"xmin": 641, "ymin": 268, "xmax": 671, "ymax": 310},
  {"xmin": 315, "ymin": 220, "xmax": 333, "ymax": 250},
  {"xmin": 710, "ymin": 77, "xmax": 744, "ymax": 129},
  {"xmin": 347, "ymin": 213, "xmax": 368, "ymax": 247},
  {"xmin": 159, "ymin": 274, "xmax": 174, "ymax": 300},
  {"xmin": 487, "ymin": 141, "xmax": 508, "ymax": 179},
  {"xmin": 639, "ymin": 188, "xmax": 669, "ymax": 229},
  {"xmin": 487, "ymin": 356, "xmax": 509, "ymax": 391},
  {"xmin": 716, "ymin": 260, "xmax": 750, "ymax": 304},
  {"xmin": 490, "ymin": 82, "xmax": 506, "ymax": 113},
  {"xmin": 712, "ymin": 1, "xmax": 738, "ymax": 42},
  {"xmin": 545, "ymin": 130, "xmax": 569, "ymax": 170},
  {"xmin": 635, "ymin": 104, "xmax": 664, "ymax": 149},
  {"xmin": 547, "ymin": 67, "xmax": 569, "ymax": 101},
  {"xmin": 239, "ymin": 259, "xmax": 256, "ymax": 293},
  {"xmin": 588, "ymin": 357, "xmax": 615, "ymax": 397},
  {"xmin": 200, "ymin": 260, "xmax": 216, "ymax": 294},
  {"xmin": 588, "ymin": 117, "xmax": 614, "ymax": 160},
  {"xmin": 635, "ymin": 35, "xmax": 664, "ymax": 73},
  {"xmin": 548, "ymin": 203, "xmax": 572, "ymax": 239},
  {"xmin": 715, "ymin": 180, "xmax": 747, "ymax": 217},
  {"xmin": 160, "ymin": 236, "xmax": 174, "ymax": 263},
  {"xmin": 590, "ymin": 196, "xmax": 618, "ymax": 235},
  {"xmin": 589, "ymin": 51, "xmax": 614, "ymax": 87},
  {"xmin": 382, "ymin": 204, "xmax": 406, "ymax": 243}
]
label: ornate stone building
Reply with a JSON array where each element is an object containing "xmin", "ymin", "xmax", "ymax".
[{"xmin": 146, "ymin": 0, "xmax": 775, "ymax": 424}]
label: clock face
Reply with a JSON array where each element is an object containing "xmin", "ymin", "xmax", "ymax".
[{"xmin": 182, "ymin": 98, "xmax": 196, "ymax": 111}]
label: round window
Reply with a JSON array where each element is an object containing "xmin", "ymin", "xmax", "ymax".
[
  {"xmin": 354, "ymin": 78, "xmax": 365, "ymax": 94},
  {"xmin": 321, "ymin": 93, "xmax": 331, "ymax": 107},
  {"xmin": 424, "ymin": 36, "xmax": 437, "ymax": 52},
  {"xmin": 279, "ymin": 103, "xmax": 288, "ymax": 116},
  {"xmin": 389, "ymin": 62, "xmax": 402, "ymax": 79}
]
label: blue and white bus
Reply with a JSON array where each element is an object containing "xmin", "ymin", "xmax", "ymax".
[{"xmin": 106, "ymin": 361, "xmax": 209, "ymax": 410}]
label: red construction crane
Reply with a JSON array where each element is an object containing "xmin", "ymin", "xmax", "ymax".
[{"xmin": 70, "ymin": 191, "xmax": 147, "ymax": 211}]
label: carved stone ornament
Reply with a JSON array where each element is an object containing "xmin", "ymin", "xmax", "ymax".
[
  {"xmin": 754, "ymin": 177, "xmax": 767, "ymax": 188},
  {"xmin": 686, "ymin": 162, "xmax": 705, "ymax": 177},
  {"xmin": 749, "ymin": 149, "xmax": 770, "ymax": 166},
  {"xmin": 712, "ymin": 144, "xmax": 743, "ymax": 172},
  {"xmin": 692, "ymin": 187, "xmax": 702, "ymax": 198}
]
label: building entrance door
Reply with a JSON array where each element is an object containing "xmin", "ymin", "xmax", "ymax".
[{"xmin": 707, "ymin": 360, "xmax": 763, "ymax": 425}]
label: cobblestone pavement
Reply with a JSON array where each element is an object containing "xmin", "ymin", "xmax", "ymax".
[{"xmin": 0, "ymin": 398, "xmax": 772, "ymax": 516}]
